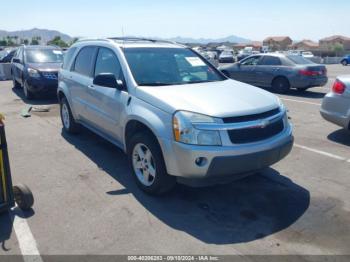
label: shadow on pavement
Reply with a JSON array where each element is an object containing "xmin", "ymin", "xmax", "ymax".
[
  {"xmin": 0, "ymin": 207, "xmax": 34, "ymax": 252},
  {"xmin": 327, "ymin": 128, "xmax": 350, "ymax": 147},
  {"xmin": 11, "ymin": 86, "xmax": 58, "ymax": 106},
  {"xmin": 62, "ymin": 127, "xmax": 310, "ymax": 244},
  {"xmin": 280, "ymin": 89, "xmax": 326, "ymax": 99}
]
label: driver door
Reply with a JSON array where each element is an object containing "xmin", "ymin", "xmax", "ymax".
[{"xmin": 233, "ymin": 55, "xmax": 261, "ymax": 85}]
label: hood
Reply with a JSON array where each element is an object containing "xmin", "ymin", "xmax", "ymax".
[
  {"xmin": 136, "ymin": 79, "xmax": 280, "ymax": 118},
  {"xmin": 27, "ymin": 63, "xmax": 62, "ymax": 72}
]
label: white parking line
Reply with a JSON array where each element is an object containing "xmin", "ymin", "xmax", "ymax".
[
  {"xmin": 280, "ymin": 98, "xmax": 321, "ymax": 106},
  {"xmin": 295, "ymin": 143, "xmax": 350, "ymax": 162},
  {"xmin": 11, "ymin": 209, "xmax": 43, "ymax": 262}
]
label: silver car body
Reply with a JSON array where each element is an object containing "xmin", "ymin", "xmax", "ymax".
[
  {"xmin": 321, "ymin": 76, "xmax": 350, "ymax": 129},
  {"xmin": 58, "ymin": 39, "xmax": 293, "ymax": 180}
]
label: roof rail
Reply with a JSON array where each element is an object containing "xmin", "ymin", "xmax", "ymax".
[
  {"xmin": 75, "ymin": 38, "xmax": 112, "ymax": 43},
  {"xmin": 108, "ymin": 37, "xmax": 187, "ymax": 47}
]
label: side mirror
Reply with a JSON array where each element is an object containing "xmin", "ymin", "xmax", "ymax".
[
  {"xmin": 12, "ymin": 58, "xmax": 21, "ymax": 64},
  {"xmin": 93, "ymin": 73, "xmax": 124, "ymax": 90}
]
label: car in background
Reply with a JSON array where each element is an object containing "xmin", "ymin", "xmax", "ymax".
[
  {"xmin": 11, "ymin": 45, "xmax": 64, "ymax": 99},
  {"xmin": 302, "ymin": 51, "xmax": 314, "ymax": 58},
  {"xmin": 219, "ymin": 50, "xmax": 235, "ymax": 63},
  {"xmin": 320, "ymin": 76, "xmax": 350, "ymax": 130},
  {"xmin": 0, "ymin": 49, "xmax": 17, "ymax": 63},
  {"xmin": 340, "ymin": 55, "xmax": 350, "ymax": 66},
  {"xmin": 219, "ymin": 53, "xmax": 328, "ymax": 93}
]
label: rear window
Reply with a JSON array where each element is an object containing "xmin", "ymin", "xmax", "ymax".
[{"xmin": 287, "ymin": 55, "xmax": 313, "ymax": 65}]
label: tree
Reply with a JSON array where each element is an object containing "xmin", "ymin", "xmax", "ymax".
[
  {"xmin": 69, "ymin": 37, "xmax": 79, "ymax": 46},
  {"xmin": 332, "ymin": 43, "xmax": 344, "ymax": 57},
  {"xmin": 30, "ymin": 36, "xmax": 41, "ymax": 45},
  {"xmin": 47, "ymin": 36, "xmax": 69, "ymax": 48}
]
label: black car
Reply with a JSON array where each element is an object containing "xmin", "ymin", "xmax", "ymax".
[
  {"xmin": 11, "ymin": 45, "xmax": 63, "ymax": 99},
  {"xmin": 0, "ymin": 49, "xmax": 17, "ymax": 63},
  {"xmin": 219, "ymin": 53, "xmax": 328, "ymax": 93}
]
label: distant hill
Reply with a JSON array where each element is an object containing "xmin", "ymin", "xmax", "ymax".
[
  {"xmin": 0, "ymin": 28, "xmax": 72, "ymax": 44},
  {"xmin": 165, "ymin": 35, "xmax": 252, "ymax": 44}
]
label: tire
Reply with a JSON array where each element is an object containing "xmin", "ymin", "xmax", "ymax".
[
  {"xmin": 13, "ymin": 184, "xmax": 34, "ymax": 211},
  {"xmin": 127, "ymin": 132, "xmax": 176, "ymax": 195},
  {"xmin": 12, "ymin": 74, "xmax": 21, "ymax": 89},
  {"xmin": 272, "ymin": 77, "xmax": 290, "ymax": 94},
  {"xmin": 342, "ymin": 60, "xmax": 348, "ymax": 66},
  {"xmin": 60, "ymin": 97, "xmax": 80, "ymax": 134},
  {"xmin": 23, "ymin": 81, "xmax": 34, "ymax": 100}
]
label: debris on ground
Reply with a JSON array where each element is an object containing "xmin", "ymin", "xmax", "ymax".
[
  {"xmin": 21, "ymin": 106, "xmax": 33, "ymax": 118},
  {"xmin": 32, "ymin": 106, "xmax": 50, "ymax": 113}
]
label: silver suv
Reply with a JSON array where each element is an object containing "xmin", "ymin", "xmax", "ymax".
[{"xmin": 58, "ymin": 38, "xmax": 293, "ymax": 194}]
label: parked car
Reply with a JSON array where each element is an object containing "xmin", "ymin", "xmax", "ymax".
[
  {"xmin": 58, "ymin": 38, "xmax": 293, "ymax": 194},
  {"xmin": 0, "ymin": 49, "xmax": 17, "ymax": 63},
  {"xmin": 219, "ymin": 53, "xmax": 328, "ymax": 93},
  {"xmin": 320, "ymin": 76, "xmax": 350, "ymax": 130},
  {"xmin": 11, "ymin": 45, "xmax": 64, "ymax": 99},
  {"xmin": 340, "ymin": 55, "xmax": 350, "ymax": 66},
  {"xmin": 218, "ymin": 50, "xmax": 235, "ymax": 63},
  {"xmin": 302, "ymin": 51, "xmax": 314, "ymax": 58}
]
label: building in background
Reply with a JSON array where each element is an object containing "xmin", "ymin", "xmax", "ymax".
[
  {"xmin": 319, "ymin": 35, "xmax": 350, "ymax": 51},
  {"xmin": 292, "ymin": 40, "xmax": 319, "ymax": 51},
  {"xmin": 263, "ymin": 36, "xmax": 292, "ymax": 51}
]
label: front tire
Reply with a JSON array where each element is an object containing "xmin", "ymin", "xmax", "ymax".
[
  {"xmin": 23, "ymin": 81, "xmax": 34, "ymax": 100},
  {"xmin": 127, "ymin": 132, "xmax": 176, "ymax": 195},
  {"xmin": 60, "ymin": 97, "xmax": 80, "ymax": 134},
  {"xmin": 272, "ymin": 77, "xmax": 290, "ymax": 94},
  {"xmin": 341, "ymin": 60, "xmax": 348, "ymax": 66}
]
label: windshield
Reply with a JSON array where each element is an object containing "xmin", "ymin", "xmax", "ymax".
[
  {"xmin": 26, "ymin": 49, "xmax": 64, "ymax": 63},
  {"xmin": 287, "ymin": 55, "xmax": 313, "ymax": 64},
  {"xmin": 123, "ymin": 47, "xmax": 225, "ymax": 86}
]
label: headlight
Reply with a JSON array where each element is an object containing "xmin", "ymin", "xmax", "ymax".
[
  {"xmin": 27, "ymin": 68, "xmax": 40, "ymax": 78},
  {"xmin": 173, "ymin": 111, "xmax": 221, "ymax": 146}
]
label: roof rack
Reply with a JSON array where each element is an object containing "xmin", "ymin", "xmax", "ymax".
[
  {"xmin": 76, "ymin": 38, "xmax": 112, "ymax": 43},
  {"xmin": 108, "ymin": 37, "xmax": 186, "ymax": 47}
]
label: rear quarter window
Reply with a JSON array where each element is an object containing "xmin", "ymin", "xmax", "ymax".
[{"xmin": 73, "ymin": 46, "xmax": 98, "ymax": 77}]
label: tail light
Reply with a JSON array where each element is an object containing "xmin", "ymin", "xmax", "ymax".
[
  {"xmin": 332, "ymin": 80, "xmax": 346, "ymax": 94},
  {"xmin": 299, "ymin": 70, "xmax": 318, "ymax": 76}
]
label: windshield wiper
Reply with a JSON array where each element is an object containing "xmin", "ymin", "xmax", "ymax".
[{"xmin": 139, "ymin": 82, "xmax": 179, "ymax": 86}]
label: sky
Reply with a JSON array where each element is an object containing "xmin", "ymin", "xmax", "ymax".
[{"xmin": 1, "ymin": 0, "xmax": 349, "ymax": 41}]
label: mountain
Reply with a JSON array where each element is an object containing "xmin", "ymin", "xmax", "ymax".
[
  {"xmin": 164, "ymin": 35, "xmax": 252, "ymax": 44},
  {"xmin": 0, "ymin": 28, "xmax": 72, "ymax": 43}
]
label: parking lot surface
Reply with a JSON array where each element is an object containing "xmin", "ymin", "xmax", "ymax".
[{"xmin": 0, "ymin": 64, "xmax": 349, "ymax": 256}]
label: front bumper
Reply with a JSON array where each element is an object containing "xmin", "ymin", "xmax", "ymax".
[
  {"xmin": 159, "ymin": 123, "xmax": 293, "ymax": 179},
  {"xmin": 26, "ymin": 77, "xmax": 58, "ymax": 94},
  {"xmin": 320, "ymin": 93, "xmax": 350, "ymax": 128}
]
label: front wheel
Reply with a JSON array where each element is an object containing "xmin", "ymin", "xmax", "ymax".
[
  {"xmin": 127, "ymin": 132, "xmax": 176, "ymax": 195},
  {"xmin": 13, "ymin": 184, "xmax": 34, "ymax": 211},
  {"xmin": 60, "ymin": 97, "xmax": 80, "ymax": 134},
  {"xmin": 342, "ymin": 60, "xmax": 348, "ymax": 66},
  {"xmin": 23, "ymin": 81, "xmax": 34, "ymax": 100}
]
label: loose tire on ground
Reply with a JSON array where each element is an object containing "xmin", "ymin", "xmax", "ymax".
[
  {"xmin": 272, "ymin": 77, "xmax": 290, "ymax": 94},
  {"xmin": 60, "ymin": 97, "xmax": 81, "ymax": 134},
  {"xmin": 127, "ymin": 132, "xmax": 176, "ymax": 195},
  {"xmin": 13, "ymin": 184, "xmax": 34, "ymax": 211}
]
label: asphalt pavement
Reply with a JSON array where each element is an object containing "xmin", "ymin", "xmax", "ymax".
[{"xmin": 0, "ymin": 64, "xmax": 349, "ymax": 258}]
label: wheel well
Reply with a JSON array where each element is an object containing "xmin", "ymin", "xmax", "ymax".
[
  {"xmin": 125, "ymin": 120, "xmax": 159, "ymax": 150},
  {"xmin": 57, "ymin": 91, "xmax": 66, "ymax": 102},
  {"xmin": 272, "ymin": 76, "xmax": 290, "ymax": 86}
]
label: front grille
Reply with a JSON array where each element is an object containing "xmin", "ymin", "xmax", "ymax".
[
  {"xmin": 223, "ymin": 108, "xmax": 280, "ymax": 123},
  {"xmin": 227, "ymin": 119, "xmax": 284, "ymax": 144},
  {"xmin": 42, "ymin": 72, "xmax": 58, "ymax": 80}
]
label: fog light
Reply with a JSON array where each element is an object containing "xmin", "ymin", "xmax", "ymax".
[{"xmin": 195, "ymin": 157, "xmax": 208, "ymax": 167}]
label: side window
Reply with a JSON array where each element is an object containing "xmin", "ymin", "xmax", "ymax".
[
  {"xmin": 73, "ymin": 46, "xmax": 97, "ymax": 77},
  {"xmin": 259, "ymin": 56, "xmax": 282, "ymax": 66},
  {"xmin": 241, "ymin": 56, "xmax": 261, "ymax": 66},
  {"xmin": 63, "ymin": 47, "xmax": 77, "ymax": 70},
  {"xmin": 94, "ymin": 48, "xmax": 123, "ymax": 80}
]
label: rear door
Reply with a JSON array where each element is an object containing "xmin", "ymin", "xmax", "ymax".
[
  {"xmin": 255, "ymin": 55, "xmax": 283, "ymax": 87},
  {"xmin": 69, "ymin": 46, "xmax": 98, "ymax": 123},
  {"xmin": 87, "ymin": 47, "xmax": 129, "ymax": 141},
  {"xmin": 233, "ymin": 55, "xmax": 261, "ymax": 85}
]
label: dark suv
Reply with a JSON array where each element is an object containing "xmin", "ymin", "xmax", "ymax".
[{"xmin": 11, "ymin": 45, "xmax": 64, "ymax": 99}]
